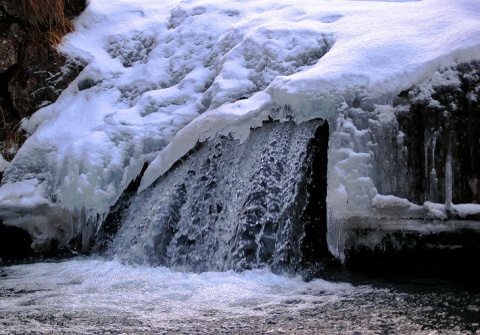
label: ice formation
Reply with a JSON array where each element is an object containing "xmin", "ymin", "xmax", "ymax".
[
  {"xmin": 0, "ymin": 0, "xmax": 479, "ymax": 254},
  {"xmin": 0, "ymin": 155, "xmax": 7, "ymax": 173}
]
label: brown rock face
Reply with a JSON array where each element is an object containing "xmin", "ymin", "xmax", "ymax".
[
  {"xmin": 0, "ymin": 0, "xmax": 86, "ymax": 158},
  {"xmin": 0, "ymin": 36, "xmax": 17, "ymax": 73},
  {"xmin": 8, "ymin": 44, "xmax": 83, "ymax": 117},
  {"xmin": 0, "ymin": 13, "xmax": 23, "ymax": 73}
]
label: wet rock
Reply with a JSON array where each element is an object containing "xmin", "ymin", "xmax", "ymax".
[
  {"xmin": 0, "ymin": 1, "xmax": 22, "ymax": 21},
  {"xmin": 343, "ymin": 217, "xmax": 480, "ymax": 282}
]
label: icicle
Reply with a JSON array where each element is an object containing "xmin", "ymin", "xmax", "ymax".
[
  {"xmin": 424, "ymin": 129, "xmax": 430, "ymax": 181},
  {"xmin": 430, "ymin": 168, "xmax": 438, "ymax": 201},
  {"xmin": 326, "ymin": 211, "xmax": 346, "ymax": 263},
  {"xmin": 445, "ymin": 146, "xmax": 453, "ymax": 212},
  {"xmin": 429, "ymin": 131, "xmax": 438, "ymax": 201}
]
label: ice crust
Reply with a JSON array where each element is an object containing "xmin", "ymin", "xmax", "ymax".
[{"xmin": 0, "ymin": 0, "xmax": 479, "ymax": 250}]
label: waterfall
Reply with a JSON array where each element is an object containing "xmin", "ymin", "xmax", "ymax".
[{"xmin": 97, "ymin": 119, "xmax": 330, "ymax": 275}]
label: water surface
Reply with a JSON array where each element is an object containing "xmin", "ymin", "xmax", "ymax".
[{"xmin": 1, "ymin": 258, "xmax": 479, "ymax": 334}]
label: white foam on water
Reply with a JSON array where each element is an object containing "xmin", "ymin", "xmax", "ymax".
[{"xmin": 0, "ymin": 259, "xmax": 357, "ymax": 320}]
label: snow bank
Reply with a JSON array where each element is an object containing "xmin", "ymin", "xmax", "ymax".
[{"xmin": 0, "ymin": 0, "xmax": 479, "ymax": 249}]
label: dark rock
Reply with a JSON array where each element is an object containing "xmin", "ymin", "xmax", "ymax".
[
  {"xmin": 8, "ymin": 45, "xmax": 83, "ymax": 117},
  {"xmin": 0, "ymin": 1, "xmax": 23, "ymax": 21},
  {"xmin": 0, "ymin": 0, "xmax": 86, "ymax": 153},
  {"xmin": 0, "ymin": 35, "xmax": 17, "ymax": 73},
  {"xmin": 0, "ymin": 19, "xmax": 24, "ymax": 73},
  {"xmin": 0, "ymin": 221, "xmax": 33, "ymax": 261},
  {"xmin": 396, "ymin": 61, "xmax": 480, "ymax": 204},
  {"xmin": 343, "ymin": 217, "xmax": 480, "ymax": 282},
  {"xmin": 64, "ymin": 0, "xmax": 86, "ymax": 18}
]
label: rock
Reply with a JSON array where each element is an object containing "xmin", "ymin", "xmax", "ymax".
[
  {"xmin": 0, "ymin": 19, "xmax": 24, "ymax": 74},
  {"xmin": 0, "ymin": 0, "xmax": 86, "ymax": 146},
  {"xmin": 65, "ymin": 0, "xmax": 86, "ymax": 18},
  {"xmin": 343, "ymin": 217, "xmax": 480, "ymax": 282},
  {"xmin": 0, "ymin": 1, "xmax": 22, "ymax": 21},
  {"xmin": 8, "ymin": 44, "xmax": 83, "ymax": 117},
  {"xmin": 329, "ymin": 61, "xmax": 480, "ymax": 280},
  {"xmin": 0, "ymin": 35, "xmax": 17, "ymax": 73},
  {"xmin": 0, "ymin": 221, "xmax": 33, "ymax": 262}
]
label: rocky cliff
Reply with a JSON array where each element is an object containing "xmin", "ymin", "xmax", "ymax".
[{"xmin": 0, "ymin": 0, "xmax": 85, "ymax": 163}]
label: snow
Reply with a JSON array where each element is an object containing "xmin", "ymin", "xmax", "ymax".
[
  {"xmin": 451, "ymin": 204, "xmax": 480, "ymax": 218},
  {"xmin": 0, "ymin": 0, "xmax": 479, "ymax": 249},
  {"xmin": 371, "ymin": 194, "xmax": 412, "ymax": 210},
  {"xmin": 0, "ymin": 179, "xmax": 48, "ymax": 208}
]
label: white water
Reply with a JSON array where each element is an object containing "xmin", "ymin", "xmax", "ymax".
[
  {"xmin": 0, "ymin": 259, "xmax": 354, "ymax": 333},
  {"xmin": 0, "ymin": 259, "xmax": 351, "ymax": 314},
  {"xmin": 1, "ymin": 259, "xmax": 479, "ymax": 334}
]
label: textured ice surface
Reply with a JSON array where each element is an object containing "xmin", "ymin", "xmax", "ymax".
[
  {"xmin": 451, "ymin": 204, "xmax": 480, "ymax": 218},
  {"xmin": 0, "ymin": 0, "xmax": 479, "ymax": 250}
]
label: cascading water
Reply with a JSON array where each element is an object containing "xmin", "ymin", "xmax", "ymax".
[{"xmin": 100, "ymin": 119, "xmax": 330, "ymax": 274}]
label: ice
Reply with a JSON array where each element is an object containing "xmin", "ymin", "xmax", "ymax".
[
  {"xmin": 139, "ymin": 91, "xmax": 273, "ymax": 191},
  {"xmin": 423, "ymin": 202, "xmax": 447, "ymax": 220},
  {"xmin": 445, "ymin": 150, "xmax": 453, "ymax": 211},
  {"xmin": 0, "ymin": 155, "xmax": 7, "ymax": 173},
  {"xmin": 0, "ymin": 179, "xmax": 49, "ymax": 208},
  {"xmin": 0, "ymin": 0, "xmax": 479, "ymax": 251}
]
